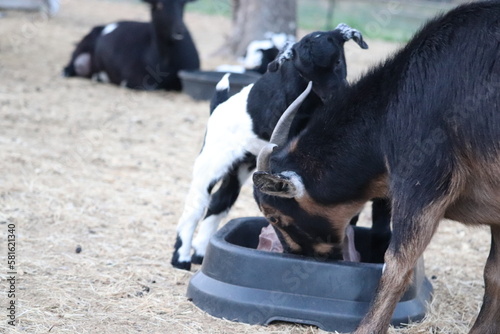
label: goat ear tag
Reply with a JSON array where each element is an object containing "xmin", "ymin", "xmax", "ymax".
[{"xmin": 253, "ymin": 172, "xmax": 298, "ymax": 198}]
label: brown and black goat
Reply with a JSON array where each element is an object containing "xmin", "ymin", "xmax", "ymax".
[{"xmin": 253, "ymin": 2, "xmax": 500, "ymax": 333}]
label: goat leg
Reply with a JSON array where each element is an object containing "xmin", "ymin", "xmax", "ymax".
[
  {"xmin": 469, "ymin": 225, "xmax": 500, "ymax": 334},
  {"xmin": 369, "ymin": 198, "xmax": 392, "ymax": 263},
  {"xmin": 192, "ymin": 160, "xmax": 255, "ymax": 263},
  {"xmin": 354, "ymin": 202, "xmax": 442, "ymax": 334},
  {"xmin": 172, "ymin": 137, "xmax": 255, "ymax": 270},
  {"xmin": 171, "ymin": 151, "xmax": 225, "ymax": 270},
  {"xmin": 171, "ymin": 179, "xmax": 212, "ymax": 270}
]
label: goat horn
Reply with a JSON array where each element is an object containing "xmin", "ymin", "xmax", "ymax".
[
  {"xmin": 270, "ymin": 81, "xmax": 312, "ymax": 145},
  {"xmin": 256, "ymin": 143, "xmax": 277, "ymax": 172},
  {"xmin": 256, "ymin": 81, "xmax": 313, "ymax": 172}
]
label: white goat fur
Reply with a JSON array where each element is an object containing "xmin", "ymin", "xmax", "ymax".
[{"xmin": 176, "ymin": 84, "xmax": 268, "ymax": 262}]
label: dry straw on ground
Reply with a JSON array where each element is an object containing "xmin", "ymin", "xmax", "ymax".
[{"xmin": 0, "ymin": 1, "xmax": 491, "ymax": 333}]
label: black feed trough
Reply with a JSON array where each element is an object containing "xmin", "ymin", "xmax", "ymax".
[
  {"xmin": 187, "ymin": 217, "xmax": 433, "ymax": 333},
  {"xmin": 179, "ymin": 70, "xmax": 261, "ymax": 101}
]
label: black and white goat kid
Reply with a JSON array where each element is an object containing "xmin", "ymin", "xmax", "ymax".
[
  {"xmin": 253, "ymin": 2, "xmax": 500, "ymax": 333},
  {"xmin": 216, "ymin": 33, "xmax": 296, "ymax": 75},
  {"xmin": 63, "ymin": 0, "xmax": 200, "ymax": 90},
  {"xmin": 171, "ymin": 24, "xmax": 369, "ymax": 270}
]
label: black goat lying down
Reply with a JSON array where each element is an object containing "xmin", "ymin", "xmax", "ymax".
[
  {"xmin": 171, "ymin": 24, "xmax": 379, "ymax": 270},
  {"xmin": 254, "ymin": 2, "xmax": 500, "ymax": 333},
  {"xmin": 63, "ymin": 0, "xmax": 200, "ymax": 90}
]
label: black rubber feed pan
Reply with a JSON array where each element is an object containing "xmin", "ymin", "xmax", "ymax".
[
  {"xmin": 187, "ymin": 217, "xmax": 433, "ymax": 333},
  {"xmin": 179, "ymin": 70, "xmax": 261, "ymax": 100}
]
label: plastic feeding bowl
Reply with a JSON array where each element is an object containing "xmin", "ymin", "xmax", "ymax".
[
  {"xmin": 187, "ymin": 217, "xmax": 433, "ymax": 333},
  {"xmin": 179, "ymin": 70, "xmax": 261, "ymax": 100}
]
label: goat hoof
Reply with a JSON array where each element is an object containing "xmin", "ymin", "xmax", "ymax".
[
  {"xmin": 171, "ymin": 237, "xmax": 192, "ymax": 270},
  {"xmin": 191, "ymin": 253, "xmax": 204, "ymax": 265},
  {"xmin": 171, "ymin": 258, "xmax": 192, "ymax": 271}
]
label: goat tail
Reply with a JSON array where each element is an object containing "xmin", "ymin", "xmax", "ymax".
[{"xmin": 210, "ymin": 73, "xmax": 231, "ymax": 114}]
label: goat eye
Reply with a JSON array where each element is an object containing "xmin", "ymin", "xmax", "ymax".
[{"xmin": 269, "ymin": 217, "xmax": 278, "ymax": 224}]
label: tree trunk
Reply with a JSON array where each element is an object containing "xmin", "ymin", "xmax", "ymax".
[{"xmin": 223, "ymin": 0, "xmax": 297, "ymax": 57}]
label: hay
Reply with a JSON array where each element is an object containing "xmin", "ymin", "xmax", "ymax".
[{"xmin": 0, "ymin": 1, "xmax": 491, "ymax": 333}]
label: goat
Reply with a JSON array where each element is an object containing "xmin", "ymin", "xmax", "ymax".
[
  {"xmin": 216, "ymin": 33, "xmax": 296, "ymax": 75},
  {"xmin": 242, "ymin": 39, "xmax": 281, "ymax": 74},
  {"xmin": 171, "ymin": 24, "xmax": 370, "ymax": 270},
  {"xmin": 63, "ymin": 0, "xmax": 199, "ymax": 90},
  {"xmin": 253, "ymin": 2, "xmax": 500, "ymax": 333}
]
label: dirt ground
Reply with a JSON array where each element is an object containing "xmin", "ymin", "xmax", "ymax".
[{"xmin": 0, "ymin": 1, "xmax": 493, "ymax": 333}]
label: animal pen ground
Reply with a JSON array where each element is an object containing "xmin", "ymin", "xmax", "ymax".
[{"xmin": 0, "ymin": 0, "xmax": 492, "ymax": 333}]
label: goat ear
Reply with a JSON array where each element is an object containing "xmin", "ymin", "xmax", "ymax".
[
  {"xmin": 267, "ymin": 41, "xmax": 294, "ymax": 72},
  {"xmin": 253, "ymin": 171, "xmax": 305, "ymax": 198},
  {"xmin": 335, "ymin": 23, "xmax": 369, "ymax": 49},
  {"xmin": 267, "ymin": 59, "xmax": 280, "ymax": 72}
]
